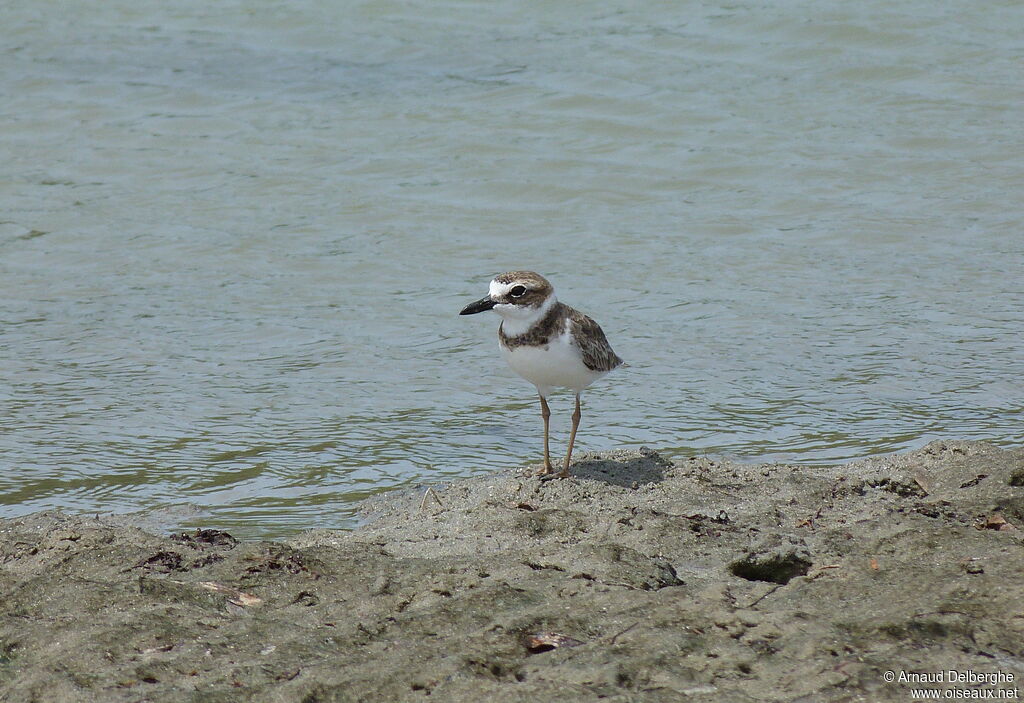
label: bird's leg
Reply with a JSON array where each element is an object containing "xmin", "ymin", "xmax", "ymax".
[
  {"xmin": 538, "ymin": 394, "xmax": 553, "ymax": 474},
  {"xmin": 560, "ymin": 393, "xmax": 582, "ymax": 478}
]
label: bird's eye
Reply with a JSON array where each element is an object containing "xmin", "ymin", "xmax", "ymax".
[{"xmin": 510, "ymin": 285, "xmax": 527, "ymax": 298}]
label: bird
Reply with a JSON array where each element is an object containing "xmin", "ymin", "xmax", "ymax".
[{"xmin": 459, "ymin": 270, "xmax": 623, "ymax": 478}]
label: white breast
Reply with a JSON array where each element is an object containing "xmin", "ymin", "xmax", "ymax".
[{"xmin": 499, "ymin": 324, "xmax": 606, "ymax": 397}]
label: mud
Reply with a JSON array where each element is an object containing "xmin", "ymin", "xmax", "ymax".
[{"xmin": 2, "ymin": 440, "xmax": 1023, "ymax": 701}]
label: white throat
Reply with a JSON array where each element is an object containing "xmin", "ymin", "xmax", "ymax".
[{"xmin": 494, "ymin": 294, "xmax": 557, "ymax": 337}]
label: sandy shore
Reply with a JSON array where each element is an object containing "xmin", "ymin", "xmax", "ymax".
[{"xmin": 2, "ymin": 440, "xmax": 1023, "ymax": 702}]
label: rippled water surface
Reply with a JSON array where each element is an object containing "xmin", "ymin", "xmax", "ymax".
[{"xmin": 2, "ymin": 0, "xmax": 1022, "ymax": 538}]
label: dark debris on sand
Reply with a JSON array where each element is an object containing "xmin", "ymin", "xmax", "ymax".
[{"xmin": 1, "ymin": 440, "xmax": 1023, "ymax": 702}]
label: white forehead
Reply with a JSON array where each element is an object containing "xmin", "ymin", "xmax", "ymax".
[{"xmin": 489, "ymin": 279, "xmax": 516, "ymax": 298}]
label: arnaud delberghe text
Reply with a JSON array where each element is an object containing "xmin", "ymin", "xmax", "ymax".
[{"xmin": 899, "ymin": 671, "xmax": 1016, "ymax": 686}]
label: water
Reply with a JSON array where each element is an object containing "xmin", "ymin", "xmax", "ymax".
[{"xmin": 2, "ymin": 0, "xmax": 1022, "ymax": 539}]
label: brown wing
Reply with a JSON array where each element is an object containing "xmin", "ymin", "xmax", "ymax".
[{"xmin": 568, "ymin": 308, "xmax": 623, "ymax": 373}]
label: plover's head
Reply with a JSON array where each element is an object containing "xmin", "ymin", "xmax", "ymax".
[{"xmin": 459, "ymin": 271, "xmax": 556, "ymax": 322}]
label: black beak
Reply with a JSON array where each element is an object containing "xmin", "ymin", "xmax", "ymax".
[{"xmin": 460, "ymin": 296, "xmax": 496, "ymax": 315}]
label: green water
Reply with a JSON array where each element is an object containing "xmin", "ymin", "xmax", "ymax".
[{"xmin": 2, "ymin": 0, "xmax": 1022, "ymax": 538}]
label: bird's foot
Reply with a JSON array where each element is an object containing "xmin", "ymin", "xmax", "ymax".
[
  {"xmin": 529, "ymin": 463, "xmax": 556, "ymax": 479},
  {"xmin": 538, "ymin": 466, "xmax": 571, "ymax": 482}
]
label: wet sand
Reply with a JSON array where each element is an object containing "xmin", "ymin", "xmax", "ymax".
[{"xmin": 2, "ymin": 440, "xmax": 1023, "ymax": 702}]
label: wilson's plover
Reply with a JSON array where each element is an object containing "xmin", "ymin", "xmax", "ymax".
[{"xmin": 460, "ymin": 271, "xmax": 623, "ymax": 478}]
